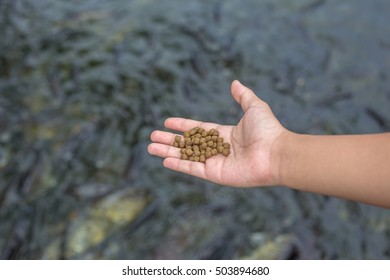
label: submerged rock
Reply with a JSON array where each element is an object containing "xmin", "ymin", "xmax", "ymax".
[
  {"xmin": 66, "ymin": 189, "xmax": 149, "ymax": 258},
  {"xmin": 243, "ymin": 234, "xmax": 296, "ymax": 260}
]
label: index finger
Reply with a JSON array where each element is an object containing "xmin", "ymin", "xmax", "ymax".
[{"xmin": 164, "ymin": 117, "xmax": 221, "ymax": 132}]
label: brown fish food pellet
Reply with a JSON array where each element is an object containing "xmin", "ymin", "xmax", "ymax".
[
  {"xmin": 181, "ymin": 154, "xmax": 188, "ymax": 160},
  {"xmin": 172, "ymin": 127, "xmax": 231, "ymax": 162}
]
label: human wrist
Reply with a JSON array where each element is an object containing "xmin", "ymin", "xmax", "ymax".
[{"xmin": 269, "ymin": 130, "xmax": 301, "ymax": 187}]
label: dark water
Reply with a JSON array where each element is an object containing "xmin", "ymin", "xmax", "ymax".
[{"xmin": 0, "ymin": 0, "xmax": 389, "ymax": 259}]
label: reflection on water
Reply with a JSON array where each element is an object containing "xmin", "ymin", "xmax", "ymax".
[{"xmin": 0, "ymin": 0, "xmax": 389, "ymax": 259}]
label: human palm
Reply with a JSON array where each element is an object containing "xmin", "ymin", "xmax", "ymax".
[{"xmin": 148, "ymin": 81, "xmax": 286, "ymax": 187}]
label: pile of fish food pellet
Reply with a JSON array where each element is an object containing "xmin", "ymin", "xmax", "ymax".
[{"xmin": 172, "ymin": 127, "xmax": 230, "ymax": 162}]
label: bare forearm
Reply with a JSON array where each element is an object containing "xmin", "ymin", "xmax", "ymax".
[{"xmin": 275, "ymin": 132, "xmax": 390, "ymax": 208}]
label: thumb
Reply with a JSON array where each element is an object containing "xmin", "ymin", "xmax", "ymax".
[{"xmin": 231, "ymin": 80, "xmax": 265, "ymax": 112}]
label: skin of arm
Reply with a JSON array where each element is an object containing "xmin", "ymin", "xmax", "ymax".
[
  {"xmin": 275, "ymin": 132, "xmax": 390, "ymax": 208},
  {"xmin": 148, "ymin": 80, "xmax": 390, "ymax": 208}
]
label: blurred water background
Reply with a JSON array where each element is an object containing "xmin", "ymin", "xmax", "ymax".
[{"xmin": 1, "ymin": 0, "xmax": 390, "ymax": 259}]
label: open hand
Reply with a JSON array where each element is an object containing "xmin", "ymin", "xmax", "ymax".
[{"xmin": 147, "ymin": 80, "xmax": 287, "ymax": 187}]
